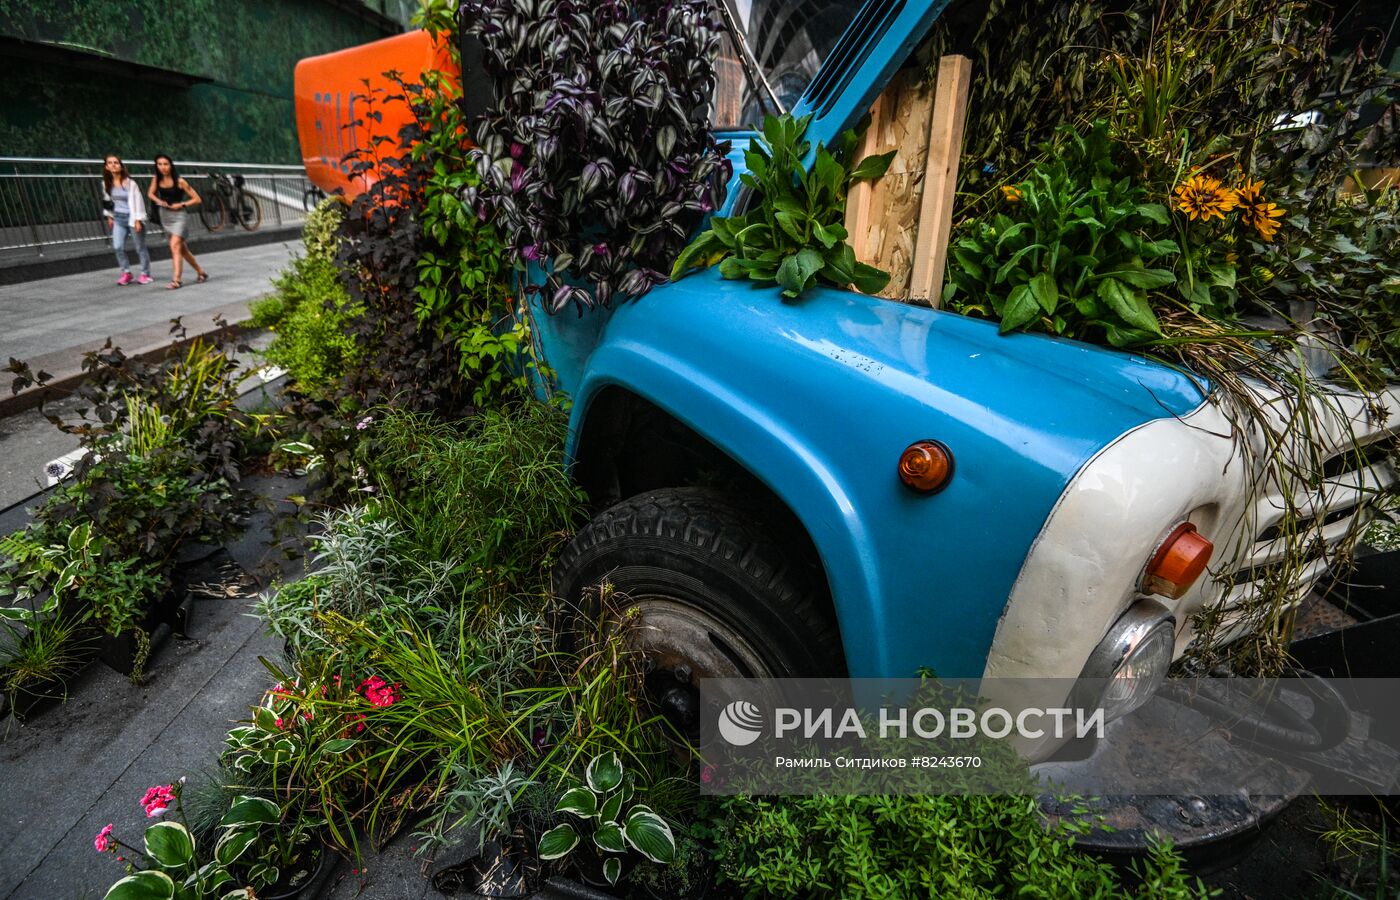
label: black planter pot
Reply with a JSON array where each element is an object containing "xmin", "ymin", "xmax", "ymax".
[
  {"xmin": 8, "ymin": 675, "xmax": 68, "ymax": 722},
  {"xmin": 98, "ymin": 621, "xmax": 172, "ymax": 677},
  {"xmin": 260, "ymin": 845, "xmax": 335, "ymax": 900}
]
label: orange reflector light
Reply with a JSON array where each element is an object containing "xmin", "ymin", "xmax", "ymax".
[
  {"xmin": 1143, "ymin": 523, "xmax": 1214, "ymax": 599},
  {"xmin": 898, "ymin": 440, "xmax": 953, "ymax": 494}
]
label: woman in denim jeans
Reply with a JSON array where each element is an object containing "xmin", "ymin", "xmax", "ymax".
[{"xmin": 102, "ymin": 154, "xmax": 152, "ymax": 285}]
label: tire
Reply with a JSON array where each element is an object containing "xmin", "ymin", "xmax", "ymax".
[
  {"xmin": 237, "ymin": 192, "xmax": 261, "ymax": 232},
  {"xmin": 199, "ymin": 192, "xmax": 225, "ymax": 232},
  {"xmin": 553, "ymin": 488, "xmax": 844, "ymax": 738}
]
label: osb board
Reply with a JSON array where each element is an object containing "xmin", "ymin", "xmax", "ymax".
[{"xmin": 844, "ymin": 69, "xmax": 936, "ymax": 301}]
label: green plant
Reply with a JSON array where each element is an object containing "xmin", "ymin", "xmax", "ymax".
[
  {"xmin": 363, "ymin": 405, "xmax": 587, "ymax": 592},
  {"xmin": 945, "ymin": 121, "xmax": 1184, "ymax": 346},
  {"xmin": 538, "ymin": 751, "xmax": 677, "ymax": 887},
  {"xmin": 462, "ymin": 0, "xmax": 732, "ymax": 310},
  {"xmin": 216, "ymin": 795, "xmax": 323, "ymax": 893},
  {"xmin": 414, "ymin": 761, "xmax": 540, "ymax": 855},
  {"xmin": 672, "ymin": 113, "xmax": 894, "ymax": 298},
  {"xmin": 0, "ymin": 522, "xmax": 166, "ymax": 639},
  {"xmin": 261, "ymin": 254, "xmax": 363, "ymax": 398},
  {"xmin": 248, "ymin": 294, "xmax": 286, "ymax": 329},
  {"xmin": 711, "ymin": 793, "xmax": 1213, "ymax": 899},
  {"xmin": 0, "ymin": 613, "xmax": 85, "ymax": 701},
  {"xmin": 406, "ymin": 67, "xmax": 527, "ymax": 407}
]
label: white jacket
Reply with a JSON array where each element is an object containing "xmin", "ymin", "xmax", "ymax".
[{"xmin": 103, "ymin": 177, "xmax": 147, "ymax": 223}]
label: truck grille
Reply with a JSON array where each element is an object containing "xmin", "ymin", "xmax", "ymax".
[{"xmin": 1199, "ymin": 430, "xmax": 1399, "ymax": 647}]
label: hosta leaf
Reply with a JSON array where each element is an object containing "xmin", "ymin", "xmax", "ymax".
[
  {"xmin": 598, "ymin": 790, "xmax": 624, "ymax": 825},
  {"xmin": 144, "ymin": 822, "xmax": 194, "ymax": 868},
  {"xmin": 622, "ymin": 807, "xmax": 676, "ymax": 863},
  {"xmin": 219, "ymin": 796, "xmax": 279, "ymax": 828},
  {"xmin": 215, "ymin": 829, "xmax": 259, "ymax": 867},
  {"xmin": 537, "ymin": 823, "xmax": 580, "ymax": 860},
  {"xmin": 103, "ymin": 871, "xmax": 176, "ymax": 900},
  {"xmin": 594, "ymin": 822, "xmax": 626, "ymax": 853},
  {"xmin": 603, "ymin": 856, "xmax": 622, "ymax": 885},
  {"xmin": 556, "ymin": 786, "xmax": 599, "ymax": 819},
  {"xmin": 586, "ymin": 752, "xmax": 623, "ymax": 793}
]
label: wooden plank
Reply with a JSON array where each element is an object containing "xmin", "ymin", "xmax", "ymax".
[
  {"xmin": 857, "ymin": 71, "xmax": 935, "ymax": 299},
  {"xmin": 909, "ymin": 55, "xmax": 972, "ymax": 306},
  {"xmin": 843, "ymin": 92, "xmax": 885, "ymax": 263}
]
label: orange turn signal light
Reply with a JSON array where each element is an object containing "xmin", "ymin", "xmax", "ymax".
[
  {"xmin": 1143, "ymin": 523, "xmax": 1214, "ymax": 600},
  {"xmin": 898, "ymin": 440, "xmax": 953, "ymax": 494}
]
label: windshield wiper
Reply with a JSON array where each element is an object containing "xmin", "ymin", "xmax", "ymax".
[{"xmin": 716, "ymin": 0, "xmax": 785, "ymax": 117}]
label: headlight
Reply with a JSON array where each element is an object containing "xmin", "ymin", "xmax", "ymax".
[{"xmin": 1076, "ymin": 599, "xmax": 1176, "ymax": 722}]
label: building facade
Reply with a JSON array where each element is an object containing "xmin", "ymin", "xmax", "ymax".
[{"xmin": 0, "ymin": 0, "xmax": 405, "ymax": 164}]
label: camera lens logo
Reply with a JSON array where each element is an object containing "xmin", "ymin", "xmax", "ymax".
[{"xmin": 717, "ymin": 700, "xmax": 764, "ymax": 746}]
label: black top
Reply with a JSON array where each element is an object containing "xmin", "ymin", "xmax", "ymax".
[{"xmin": 155, "ymin": 180, "xmax": 185, "ymax": 204}]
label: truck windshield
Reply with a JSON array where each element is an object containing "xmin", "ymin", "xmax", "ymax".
[{"xmin": 712, "ymin": 0, "xmax": 865, "ymax": 130}]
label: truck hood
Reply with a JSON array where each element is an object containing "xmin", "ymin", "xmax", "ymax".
[{"xmin": 601, "ymin": 271, "xmax": 1209, "ymax": 476}]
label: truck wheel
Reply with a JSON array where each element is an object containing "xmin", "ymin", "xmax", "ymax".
[{"xmin": 552, "ymin": 487, "xmax": 843, "ymax": 739}]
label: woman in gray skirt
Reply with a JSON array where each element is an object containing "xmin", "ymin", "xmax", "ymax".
[{"xmin": 147, "ymin": 154, "xmax": 208, "ymax": 289}]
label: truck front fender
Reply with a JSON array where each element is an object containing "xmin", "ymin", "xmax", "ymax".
[{"xmin": 567, "ymin": 270, "xmax": 1208, "ymax": 677}]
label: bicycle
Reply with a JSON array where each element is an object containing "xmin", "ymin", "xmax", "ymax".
[
  {"xmin": 199, "ymin": 172, "xmax": 262, "ymax": 233},
  {"xmin": 302, "ymin": 183, "xmax": 327, "ymax": 212}
]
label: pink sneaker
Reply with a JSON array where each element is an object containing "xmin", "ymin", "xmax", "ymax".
[
  {"xmin": 116, "ymin": 272, "xmax": 133, "ymax": 286},
  {"xmin": 136, "ymin": 274, "xmax": 153, "ymax": 285}
]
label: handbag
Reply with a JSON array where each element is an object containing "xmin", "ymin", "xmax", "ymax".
[{"xmin": 149, "ymin": 203, "xmax": 162, "ymax": 227}]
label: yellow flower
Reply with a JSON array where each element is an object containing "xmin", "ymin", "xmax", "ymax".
[
  {"xmin": 1000, "ymin": 184, "xmax": 1023, "ymax": 203},
  {"xmin": 1234, "ymin": 179, "xmax": 1286, "ymax": 241},
  {"xmin": 1174, "ymin": 174, "xmax": 1238, "ymax": 222}
]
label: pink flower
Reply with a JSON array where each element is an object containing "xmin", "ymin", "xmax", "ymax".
[
  {"xmin": 94, "ymin": 824, "xmax": 113, "ymax": 853},
  {"xmin": 359, "ymin": 676, "xmax": 399, "ymax": 708},
  {"xmin": 141, "ymin": 785, "xmax": 175, "ymax": 818},
  {"xmin": 700, "ymin": 764, "xmax": 717, "ymax": 784}
]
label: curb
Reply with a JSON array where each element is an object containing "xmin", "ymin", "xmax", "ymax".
[
  {"xmin": 0, "ymin": 303, "xmax": 259, "ymax": 419},
  {"xmin": 0, "ymin": 225, "xmax": 301, "ymax": 286}
]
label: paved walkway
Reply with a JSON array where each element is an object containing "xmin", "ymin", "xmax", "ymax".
[{"xmin": 0, "ymin": 240, "xmax": 297, "ymax": 368}]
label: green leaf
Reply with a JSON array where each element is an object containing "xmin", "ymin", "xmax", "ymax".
[
  {"xmin": 319, "ymin": 738, "xmax": 358, "ymax": 754},
  {"xmin": 219, "ymin": 796, "xmax": 279, "ymax": 828},
  {"xmin": 598, "ymin": 790, "xmax": 624, "ymax": 825},
  {"xmin": 848, "ymin": 262, "xmax": 891, "ymax": 295},
  {"xmin": 556, "ymin": 786, "xmax": 599, "ymax": 820},
  {"xmin": 145, "ymin": 822, "xmax": 195, "ymax": 868},
  {"xmin": 812, "ymin": 221, "xmax": 846, "ymax": 249},
  {"xmin": 103, "ymin": 871, "xmax": 176, "ymax": 900},
  {"xmin": 603, "ymin": 856, "xmax": 622, "ymax": 886},
  {"xmin": 1029, "ymin": 272, "xmax": 1058, "ymax": 313},
  {"xmin": 1102, "ymin": 267, "xmax": 1175, "ymax": 289},
  {"xmin": 848, "ymin": 150, "xmax": 895, "ymax": 183},
  {"xmin": 1096, "ymin": 278, "xmax": 1161, "ymax": 334},
  {"xmin": 1138, "ymin": 237, "xmax": 1181, "ymax": 258},
  {"xmin": 994, "ymin": 243, "xmax": 1046, "ymax": 283},
  {"xmin": 774, "ymin": 211, "xmax": 806, "ymax": 243},
  {"xmin": 1134, "ymin": 203, "xmax": 1170, "ymax": 224},
  {"xmin": 951, "ymin": 248, "xmax": 985, "ymax": 280},
  {"xmin": 252, "ymin": 707, "xmax": 277, "ymax": 732},
  {"xmin": 622, "ymin": 807, "xmax": 676, "ymax": 864},
  {"xmin": 537, "ymin": 823, "xmax": 580, "ymax": 861},
  {"xmin": 776, "ymin": 248, "xmax": 826, "ymax": 298},
  {"xmin": 1000, "ymin": 284, "xmax": 1040, "ymax": 332},
  {"xmin": 594, "ymin": 822, "xmax": 627, "ymax": 853},
  {"xmin": 1207, "ymin": 263, "xmax": 1236, "ymax": 289},
  {"xmin": 215, "ymin": 829, "xmax": 258, "ymax": 867},
  {"xmin": 582, "ymin": 755, "xmax": 621, "ymax": 795}
]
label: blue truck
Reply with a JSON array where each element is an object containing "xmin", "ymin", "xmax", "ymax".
[{"xmin": 302, "ymin": 0, "xmax": 1399, "ymax": 759}]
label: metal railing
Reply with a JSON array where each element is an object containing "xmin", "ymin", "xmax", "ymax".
[{"xmin": 0, "ymin": 157, "xmax": 320, "ymax": 256}]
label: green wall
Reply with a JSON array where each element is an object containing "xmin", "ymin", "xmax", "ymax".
[{"xmin": 0, "ymin": 0, "xmax": 399, "ymax": 163}]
